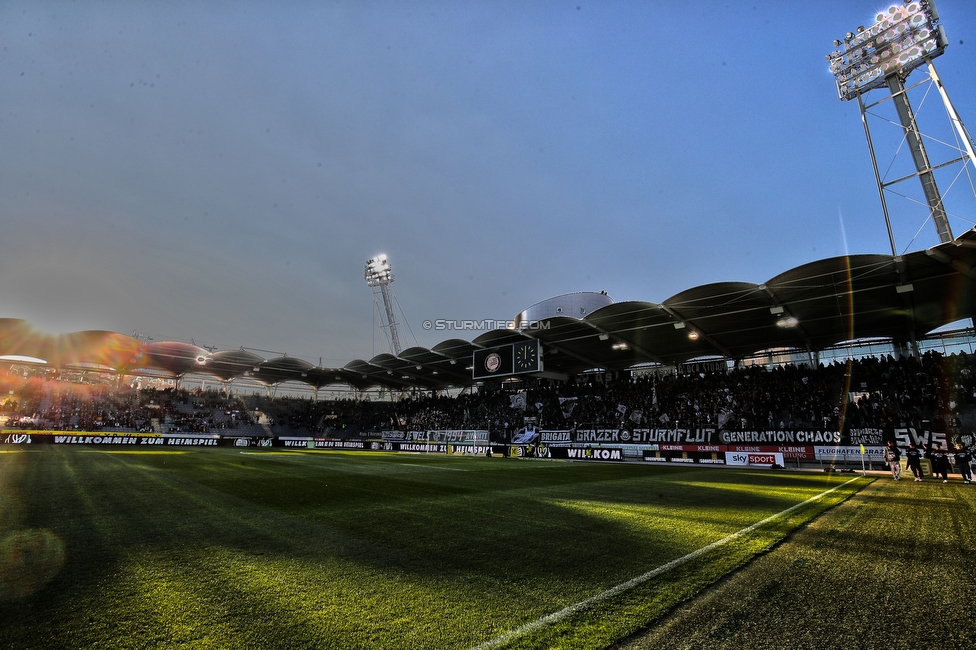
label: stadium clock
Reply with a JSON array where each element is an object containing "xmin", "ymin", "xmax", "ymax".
[{"xmin": 513, "ymin": 340, "xmax": 540, "ymax": 373}]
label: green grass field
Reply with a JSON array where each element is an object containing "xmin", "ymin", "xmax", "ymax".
[
  {"xmin": 620, "ymin": 475, "xmax": 976, "ymax": 649},
  {"xmin": 0, "ymin": 448, "xmax": 865, "ymax": 649}
]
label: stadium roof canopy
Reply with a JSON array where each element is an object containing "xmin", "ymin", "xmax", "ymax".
[{"xmin": 3, "ymin": 229, "xmax": 976, "ymax": 390}]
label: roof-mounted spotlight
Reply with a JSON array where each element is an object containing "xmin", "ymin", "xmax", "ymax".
[{"xmin": 687, "ymin": 331, "xmax": 700, "ymax": 341}]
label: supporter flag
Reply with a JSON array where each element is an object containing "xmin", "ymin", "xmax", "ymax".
[
  {"xmin": 510, "ymin": 392, "xmax": 527, "ymax": 410},
  {"xmin": 629, "ymin": 409, "xmax": 643, "ymax": 424},
  {"xmin": 558, "ymin": 397, "xmax": 577, "ymax": 419},
  {"xmin": 652, "ymin": 386, "xmax": 658, "ymax": 408},
  {"xmin": 659, "ymin": 413, "xmax": 670, "ymax": 424},
  {"xmin": 617, "ymin": 404, "xmax": 627, "ymax": 417},
  {"xmin": 511, "ymin": 424, "xmax": 539, "ymax": 445}
]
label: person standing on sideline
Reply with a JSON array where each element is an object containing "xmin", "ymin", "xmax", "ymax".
[
  {"xmin": 953, "ymin": 443, "xmax": 973, "ymax": 484},
  {"xmin": 929, "ymin": 442, "xmax": 952, "ymax": 483},
  {"xmin": 905, "ymin": 442, "xmax": 925, "ymax": 481},
  {"xmin": 884, "ymin": 440, "xmax": 902, "ymax": 480}
]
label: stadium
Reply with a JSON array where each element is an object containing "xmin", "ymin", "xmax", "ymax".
[{"xmin": 3, "ymin": 1, "xmax": 976, "ymax": 649}]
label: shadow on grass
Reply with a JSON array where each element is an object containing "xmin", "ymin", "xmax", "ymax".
[
  {"xmin": 0, "ymin": 449, "xmax": 867, "ymax": 649},
  {"xmin": 615, "ymin": 476, "xmax": 976, "ymax": 650}
]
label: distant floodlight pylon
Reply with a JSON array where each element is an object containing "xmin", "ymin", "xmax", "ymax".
[{"xmin": 364, "ymin": 254, "xmax": 409, "ymax": 356}]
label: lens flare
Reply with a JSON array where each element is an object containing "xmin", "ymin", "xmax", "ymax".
[{"xmin": 0, "ymin": 528, "xmax": 66, "ymax": 601}]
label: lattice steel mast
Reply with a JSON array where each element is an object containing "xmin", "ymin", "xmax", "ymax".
[{"xmin": 827, "ymin": 1, "xmax": 976, "ymax": 252}]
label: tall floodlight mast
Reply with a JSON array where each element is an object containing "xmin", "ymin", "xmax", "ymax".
[
  {"xmin": 827, "ymin": 1, "xmax": 976, "ymax": 253},
  {"xmin": 365, "ymin": 254, "xmax": 403, "ymax": 355}
]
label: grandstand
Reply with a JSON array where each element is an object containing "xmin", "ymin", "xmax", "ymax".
[
  {"xmin": 4, "ymin": 235, "xmax": 976, "ymax": 465},
  {"xmin": 3, "ymin": 344, "xmax": 975, "ymax": 472},
  {"xmin": 4, "ymin": 220, "xmax": 976, "ymax": 467}
]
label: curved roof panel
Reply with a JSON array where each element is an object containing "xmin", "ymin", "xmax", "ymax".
[
  {"xmin": 664, "ymin": 282, "xmax": 800, "ymax": 359},
  {"xmin": 203, "ymin": 349, "xmax": 266, "ymax": 381},
  {"xmin": 136, "ymin": 341, "xmax": 210, "ymax": 377},
  {"xmin": 0, "ymin": 322, "xmax": 143, "ymax": 369},
  {"xmin": 431, "ymin": 338, "xmax": 481, "ymax": 360},
  {"xmin": 253, "ymin": 356, "xmax": 315, "ymax": 385},
  {"xmin": 342, "ymin": 358, "xmax": 413, "ymax": 390},
  {"xmin": 367, "ymin": 353, "xmax": 446, "ymax": 389},
  {"xmin": 765, "ymin": 254, "xmax": 903, "ymax": 349},
  {"xmin": 398, "ymin": 346, "xmax": 472, "ymax": 384},
  {"xmin": 57, "ymin": 331, "xmax": 144, "ymax": 370},
  {"xmin": 471, "ymin": 329, "xmax": 529, "ymax": 348},
  {"xmin": 584, "ymin": 301, "xmax": 709, "ymax": 366},
  {"xmin": 525, "ymin": 316, "xmax": 615, "ymax": 375}
]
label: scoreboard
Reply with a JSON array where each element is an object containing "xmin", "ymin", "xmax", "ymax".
[{"xmin": 472, "ymin": 339, "xmax": 542, "ymax": 380}]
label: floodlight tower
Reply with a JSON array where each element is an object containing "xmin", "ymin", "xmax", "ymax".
[
  {"xmin": 827, "ymin": 0, "xmax": 976, "ymax": 254},
  {"xmin": 365, "ymin": 254, "xmax": 403, "ymax": 355}
]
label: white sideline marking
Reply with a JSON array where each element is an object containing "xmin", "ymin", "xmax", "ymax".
[
  {"xmin": 412, "ymin": 464, "xmax": 468, "ymax": 471},
  {"xmin": 470, "ymin": 477, "xmax": 862, "ymax": 650}
]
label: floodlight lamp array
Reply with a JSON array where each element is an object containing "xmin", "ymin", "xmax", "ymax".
[
  {"xmin": 826, "ymin": 1, "xmax": 947, "ymax": 101},
  {"xmin": 364, "ymin": 254, "xmax": 393, "ymax": 287}
]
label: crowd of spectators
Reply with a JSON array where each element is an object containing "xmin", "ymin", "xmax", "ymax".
[
  {"xmin": 2, "ymin": 350, "xmax": 975, "ymax": 438},
  {"xmin": 0, "ymin": 377, "xmax": 255, "ymax": 434}
]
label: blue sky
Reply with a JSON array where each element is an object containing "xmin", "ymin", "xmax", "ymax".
[{"xmin": 2, "ymin": 0, "xmax": 975, "ymax": 366}]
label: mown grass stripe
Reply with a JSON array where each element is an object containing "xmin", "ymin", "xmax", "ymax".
[{"xmin": 470, "ymin": 476, "xmax": 863, "ymax": 650}]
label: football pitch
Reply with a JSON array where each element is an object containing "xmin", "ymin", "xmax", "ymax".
[{"xmin": 0, "ymin": 448, "xmax": 866, "ymax": 649}]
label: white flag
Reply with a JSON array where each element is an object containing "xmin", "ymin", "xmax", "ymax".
[{"xmin": 510, "ymin": 392, "xmax": 527, "ymax": 410}]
